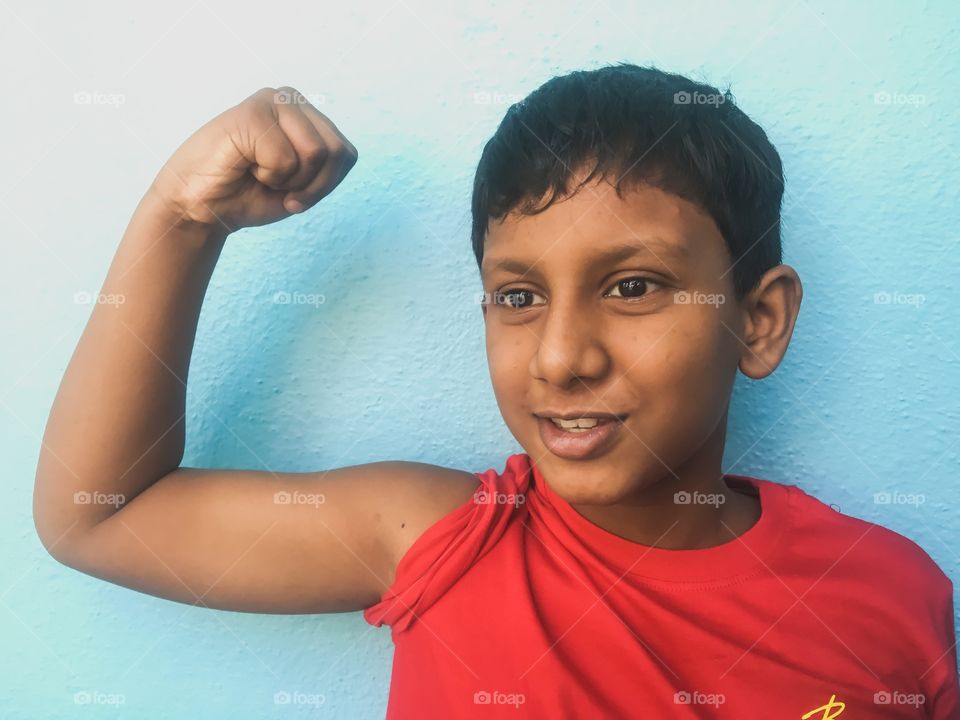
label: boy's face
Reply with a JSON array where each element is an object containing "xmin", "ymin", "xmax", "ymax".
[{"xmin": 480, "ymin": 178, "xmax": 750, "ymax": 505}]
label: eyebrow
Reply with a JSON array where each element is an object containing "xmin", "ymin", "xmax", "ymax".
[{"xmin": 481, "ymin": 237, "xmax": 688, "ymax": 277}]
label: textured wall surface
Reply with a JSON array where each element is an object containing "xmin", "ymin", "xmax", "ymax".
[{"xmin": 2, "ymin": 0, "xmax": 958, "ymax": 717}]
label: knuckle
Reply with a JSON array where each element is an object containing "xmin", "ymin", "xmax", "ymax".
[
  {"xmin": 274, "ymin": 151, "xmax": 300, "ymax": 176},
  {"xmin": 236, "ymin": 96, "xmax": 275, "ymax": 125},
  {"xmin": 334, "ymin": 140, "xmax": 358, "ymax": 167},
  {"xmin": 251, "ymin": 86, "xmax": 278, "ymax": 102},
  {"xmin": 259, "ymin": 143, "xmax": 298, "ymax": 179},
  {"xmin": 234, "ymin": 102, "xmax": 262, "ymax": 125},
  {"xmin": 272, "ymin": 86, "xmax": 303, "ymax": 107},
  {"xmin": 302, "ymin": 142, "xmax": 329, "ymax": 167}
]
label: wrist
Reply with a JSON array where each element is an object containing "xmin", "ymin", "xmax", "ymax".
[{"xmin": 140, "ymin": 185, "xmax": 231, "ymax": 246}]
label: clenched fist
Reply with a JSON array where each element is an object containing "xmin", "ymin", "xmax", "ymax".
[{"xmin": 149, "ymin": 86, "xmax": 358, "ymax": 232}]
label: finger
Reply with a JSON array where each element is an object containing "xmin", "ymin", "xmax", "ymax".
[
  {"xmin": 237, "ymin": 97, "xmax": 301, "ymax": 190},
  {"xmin": 283, "ymin": 104, "xmax": 358, "ymax": 211},
  {"xmin": 298, "ymin": 102, "xmax": 358, "ymax": 158},
  {"xmin": 272, "ymin": 88, "xmax": 330, "ymax": 193}
]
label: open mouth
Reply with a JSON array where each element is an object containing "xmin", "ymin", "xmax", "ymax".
[
  {"xmin": 534, "ymin": 414, "xmax": 627, "ymax": 460},
  {"xmin": 548, "ymin": 417, "xmax": 610, "ymax": 432}
]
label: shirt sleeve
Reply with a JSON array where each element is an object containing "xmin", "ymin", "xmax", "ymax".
[
  {"xmin": 928, "ymin": 574, "xmax": 959, "ymax": 719},
  {"xmin": 362, "ymin": 455, "xmax": 529, "ymax": 634}
]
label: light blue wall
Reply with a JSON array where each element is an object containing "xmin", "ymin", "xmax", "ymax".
[{"xmin": 2, "ymin": 1, "xmax": 957, "ymax": 717}]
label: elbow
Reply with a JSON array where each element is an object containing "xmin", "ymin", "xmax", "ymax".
[
  {"xmin": 32, "ymin": 490, "xmax": 87, "ymax": 567},
  {"xmin": 33, "ymin": 511, "xmax": 71, "ymax": 565}
]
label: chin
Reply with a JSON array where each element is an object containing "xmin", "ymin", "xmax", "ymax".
[{"xmin": 537, "ymin": 456, "xmax": 636, "ymax": 506}]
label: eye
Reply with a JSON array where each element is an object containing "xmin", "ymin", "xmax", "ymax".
[
  {"xmin": 492, "ymin": 288, "xmax": 546, "ymax": 309},
  {"xmin": 605, "ymin": 276, "xmax": 662, "ymax": 299}
]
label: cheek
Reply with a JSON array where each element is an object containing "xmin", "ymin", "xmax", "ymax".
[
  {"xmin": 623, "ymin": 314, "xmax": 735, "ymax": 425},
  {"xmin": 486, "ymin": 330, "xmax": 533, "ymax": 414},
  {"xmin": 487, "ymin": 331, "xmax": 525, "ymax": 380}
]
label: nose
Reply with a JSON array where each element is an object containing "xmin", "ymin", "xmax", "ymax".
[{"xmin": 529, "ymin": 296, "xmax": 610, "ymax": 388}]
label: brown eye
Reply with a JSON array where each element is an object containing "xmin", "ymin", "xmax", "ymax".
[
  {"xmin": 607, "ymin": 277, "xmax": 660, "ymax": 299},
  {"xmin": 496, "ymin": 289, "xmax": 545, "ymax": 309}
]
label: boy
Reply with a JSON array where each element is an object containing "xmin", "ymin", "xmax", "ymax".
[{"xmin": 33, "ymin": 64, "xmax": 958, "ymax": 718}]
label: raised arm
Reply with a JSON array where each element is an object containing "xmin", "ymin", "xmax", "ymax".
[{"xmin": 32, "ymin": 87, "xmax": 478, "ymax": 614}]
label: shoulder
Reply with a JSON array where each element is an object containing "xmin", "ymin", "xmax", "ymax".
[
  {"xmin": 772, "ymin": 480, "xmax": 953, "ymax": 604},
  {"xmin": 374, "ymin": 460, "xmax": 482, "ymax": 576},
  {"xmin": 372, "ymin": 453, "xmax": 532, "ymax": 585},
  {"xmin": 363, "ymin": 454, "xmax": 530, "ymax": 629}
]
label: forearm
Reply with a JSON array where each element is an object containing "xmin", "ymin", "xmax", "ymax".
[{"xmin": 33, "ymin": 187, "xmax": 229, "ymax": 550}]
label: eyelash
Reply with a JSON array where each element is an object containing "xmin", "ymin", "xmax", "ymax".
[{"xmin": 491, "ymin": 277, "xmax": 664, "ymax": 310}]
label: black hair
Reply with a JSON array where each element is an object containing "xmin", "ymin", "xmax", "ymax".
[{"xmin": 470, "ymin": 62, "xmax": 784, "ymax": 300}]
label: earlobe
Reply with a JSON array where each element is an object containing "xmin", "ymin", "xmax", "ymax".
[{"xmin": 738, "ymin": 265, "xmax": 803, "ymax": 380}]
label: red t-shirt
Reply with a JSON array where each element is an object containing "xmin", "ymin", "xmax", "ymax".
[{"xmin": 363, "ymin": 453, "xmax": 959, "ymax": 718}]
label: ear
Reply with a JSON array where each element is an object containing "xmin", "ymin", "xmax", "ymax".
[{"xmin": 737, "ymin": 264, "xmax": 803, "ymax": 379}]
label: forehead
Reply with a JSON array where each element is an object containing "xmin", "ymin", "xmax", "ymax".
[{"xmin": 481, "ymin": 181, "xmax": 717, "ymax": 278}]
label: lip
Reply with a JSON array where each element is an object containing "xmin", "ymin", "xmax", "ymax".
[
  {"xmin": 533, "ymin": 410, "xmax": 626, "ymax": 421},
  {"xmin": 535, "ymin": 414, "xmax": 626, "ymax": 460}
]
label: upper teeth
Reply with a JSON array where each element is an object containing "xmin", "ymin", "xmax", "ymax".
[{"xmin": 550, "ymin": 417, "xmax": 601, "ymax": 429}]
